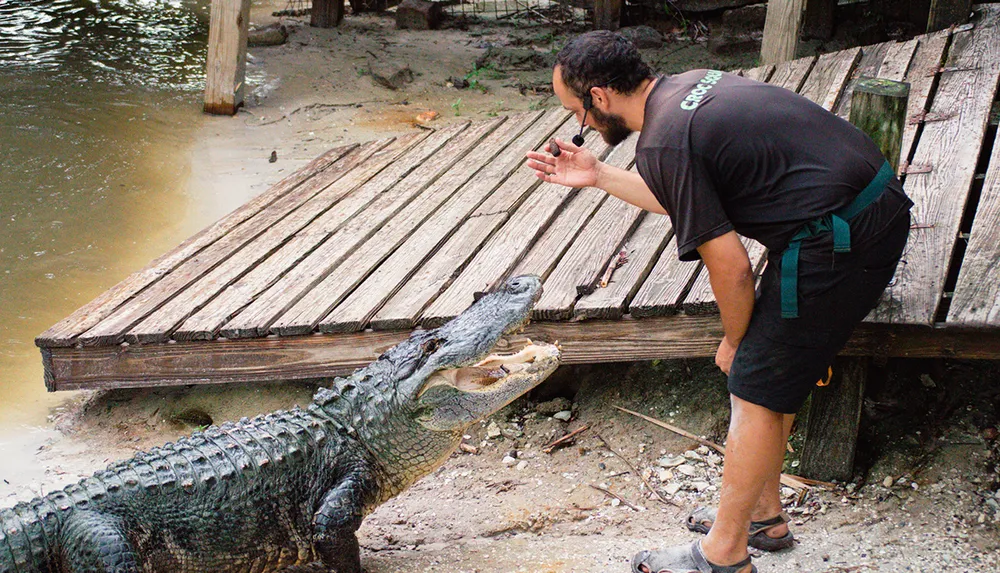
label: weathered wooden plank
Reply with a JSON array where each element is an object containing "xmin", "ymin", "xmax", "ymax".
[
  {"xmin": 308, "ymin": 109, "xmax": 567, "ymax": 335},
  {"xmin": 870, "ymin": 7, "xmax": 1000, "ymax": 324},
  {"xmin": 128, "ymin": 133, "xmax": 427, "ymax": 344},
  {"xmin": 947, "ymin": 124, "xmax": 1000, "ymax": 325},
  {"xmin": 629, "ymin": 236, "xmax": 700, "ymax": 318},
  {"xmin": 879, "ymin": 38, "xmax": 921, "ymax": 82},
  {"xmin": 414, "ymin": 133, "xmax": 614, "ymax": 329},
  {"xmin": 680, "ymin": 236, "xmax": 765, "ymax": 314},
  {"xmin": 833, "ymin": 41, "xmax": 894, "ymax": 118},
  {"xmin": 743, "ymin": 65, "xmax": 775, "ymax": 83},
  {"xmin": 799, "ymin": 48, "xmax": 862, "ymax": 111},
  {"xmin": 217, "ymin": 115, "xmax": 514, "ymax": 339},
  {"xmin": 767, "ymin": 55, "xmax": 816, "ymax": 91},
  {"xmin": 326, "ymin": 213, "xmax": 505, "ymax": 333},
  {"xmin": 761, "ymin": 0, "xmax": 806, "ymax": 65},
  {"xmin": 315, "ymin": 110, "xmax": 572, "ymax": 334},
  {"xmin": 76, "ymin": 141, "xmax": 387, "ymax": 347},
  {"xmin": 474, "ymin": 111, "xmax": 577, "ymax": 216},
  {"xmin": 533, "ymin": 200, "xmax": 645, "ymax": 320},
  {"xmin": 35, "ymin": 144, "xmax": 356, "ymax": 348},
  {"xmin": 512, "ymin": 192, "xmax": 607, "ymax": 281},
  {"xmin": 532, "ymin": 135, "xmax": 644, "ymax": 320},
  {"xmin": 42, "ymin": 317, "xmax": 1000, "ymax": 391},
  {"xmin": 274, "ymin": 110, "xmax": 555, "ymax": 336},
  {"xmin": 173, "ymin": 123, "xmax": 470, "ymax": 341},
  {"xmin": 899, "ymin": 30, "xmax": 952, "ymax": 174},
  {"xmin": 573, "ymin": 213, "xmax": 673, "ymax": 321}
]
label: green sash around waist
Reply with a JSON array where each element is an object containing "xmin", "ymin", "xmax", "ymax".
[{"xmin": 780, "ymin": 160, "xmax": 895, "ymax": 319}]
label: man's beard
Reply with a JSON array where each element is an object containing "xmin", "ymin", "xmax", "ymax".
[{"xmin": 589, "ymin": 106, "xmax": 632, "ymax": 146}]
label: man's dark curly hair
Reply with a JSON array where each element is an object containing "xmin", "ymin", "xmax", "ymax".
[{"xmin": 556, "ymin": 31, "xmax": 655, "ymax": 100}]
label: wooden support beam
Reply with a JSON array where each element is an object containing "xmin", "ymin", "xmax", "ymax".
[
  {"xmin": 799, "ymin": 358, "xmax": 869, "ymax": 481},
  {"xmin": 849, "ymin": 77, "xmax": 911, "ymax": 172},
  {"xmin": 311, "ymin": 0, "xmax": 345, "ymax": 28},
  {"xmin": 761, "ymin": 0, "xmax": 806, "ymax": 65},
  {"xmin": 927, "ymin": 0, "xmax": 971, "ymax": 33},
  {"xmin": 40, "ymin": 318, "xmax": 1000, "ymax": 391},
  {"xmin": 593, "ymin": 0, "xmax": 623, "ymax": 30},
  {"xmin": 204, "ymin": 0, "xmax": 252, "ymax": 116}
]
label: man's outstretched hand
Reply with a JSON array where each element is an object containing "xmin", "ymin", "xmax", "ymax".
[{"xmin": 525, "ymin": 138, "xmax": 600, "ymax": 189}]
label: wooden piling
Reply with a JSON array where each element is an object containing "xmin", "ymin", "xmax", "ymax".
[
  {"xmin": 799, "ymin": 359, "xmax": 869, "ymax": 481},
  {"xmin": 927, "ymin": 0, "xmax": 971, "ymax": 33},
  {"xmin": 593, "ymin": 0, "xmax": 623, "ymax": 30},
  {"xmin": 761, "ymin": 0, "xmax": 806, "ymax": 64},
  {"xmin": 311, "ymin": 0, "xmax": 345, "ymax": 28},
  {"xmin": 204, "ymin": 0, "xmax": 252, "ymax": 116},
  {"xmin": 849, "ymin": 77, "xmax": 911, "ymax": 172}
]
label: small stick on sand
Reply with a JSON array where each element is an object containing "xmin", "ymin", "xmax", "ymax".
[
  {"xmin": 595, "ymin": 433, "xmax": 681, "ymax": 507},
  {"xmin": 614, "ymin": 406, "xmax": 828, "ymax": 491},
  {"xmin": 588, "ymin": 484, "xmax": 641, "ymax": 511},
  {"xmin": 542, "ymin": 424, "xmax": 590, "ymax": 454}
]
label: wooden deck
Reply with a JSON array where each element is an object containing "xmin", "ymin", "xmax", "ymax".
[{"xmin": 38, "ymin": 5, "xmax": 1000, "ymax": 391}]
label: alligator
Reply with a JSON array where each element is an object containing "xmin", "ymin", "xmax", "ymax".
[{"xmin": 1, "ymin": 275, "xmax": 560, "ymax": 573}]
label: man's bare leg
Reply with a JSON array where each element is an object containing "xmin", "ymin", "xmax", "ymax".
[
  {"xmin": 699, "ymin": 396, "xmax": 788, "ymax": 570},
  {"xmin": 749, "ymin": 413, "xmax": 794, "ymax": 537}
]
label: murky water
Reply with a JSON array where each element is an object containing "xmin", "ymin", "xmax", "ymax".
[{"xmin": 0, "ymin": 0, "xmax": 234, "ymax": 432}]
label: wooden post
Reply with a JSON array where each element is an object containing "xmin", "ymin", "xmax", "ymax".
[
  {"xmin": 849, "ymin": 77, "xmax": 911, "ymax": 172},
  {"xmin": 799, "ymin": 358, "xmax": 869, "ymax": 481},
  {"xmin": 803, "ymin": 0, "xmax": 836, "ymax": 40},
  {"xmin": 312, "ymin": 0, "xmax": 345, "ymax": 28},
  {"xmin": 204, "ymin": 0, "xmax": 252, "ymax": 115},
  {"xmin": 760, "ymin": 0, "xmax": 806, "ymax": 64},
  {"xmin": 593, "ymin": 0, "xmax": 623, "ymax": 31},
  {"xmin": 927, "ymin": 0, "xmax": 971, "ymax": 33}
]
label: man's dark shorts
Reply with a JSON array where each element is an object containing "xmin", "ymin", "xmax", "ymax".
[{"xmin": 728, "ymin": 204, "xmax": 911, "ymax": 415}]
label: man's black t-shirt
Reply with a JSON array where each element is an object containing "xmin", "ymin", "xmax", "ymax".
[{"xmin": 635, "ymin": 69, "xmax": 913, "ymax": 261}]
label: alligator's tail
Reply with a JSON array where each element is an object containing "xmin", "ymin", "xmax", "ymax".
[{"xmin": 2, "ymin": 497, "xmax": 64, "ymax": 573}]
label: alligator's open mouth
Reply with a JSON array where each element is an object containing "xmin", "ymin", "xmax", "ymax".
[{"xmin": 422, "ymin": 340, "xmax": 561, "ymax": 394}]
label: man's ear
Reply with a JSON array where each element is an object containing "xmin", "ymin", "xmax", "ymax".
[{"xmin": 590, "ymin": 86, "xmax": 611, "ymax": 110}]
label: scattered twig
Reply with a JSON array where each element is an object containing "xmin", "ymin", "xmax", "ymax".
[
  {"xmin": 588, "ymin": 484, "xmax": 641, "ymax": 511},
  {"xmin": 614, "ymin": 406, "xmax": 724, "ymax": 455},
  {"xmin": 817, "ymin": 565, "xmax": 878, "ymax": 573},
  {"xmin": 614, "ymin": 406, "xmax": 817, "ymax": 492},
  {"xmin": 599, "ymin": 247, "xmax": 629, "ymax": 288},
  {"xmin": 595, "ymin": 433, "xmax": 680, "ymax": 507},
  {"xmin": 257, "ymin": 101, "xmax": 381, "ymax": 126},
  {"xmin": 542, "ymin": 424, "xmax": 590, "ymax": 453}
]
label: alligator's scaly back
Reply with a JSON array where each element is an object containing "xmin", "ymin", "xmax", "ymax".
[{"xmin": 3, "ymin": 275, "xmax": 559, "ymax": 573}]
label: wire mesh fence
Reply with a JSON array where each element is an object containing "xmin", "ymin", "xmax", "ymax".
[{"xmin": 274, "ymin": 0, "xmax": 586, "ymax": 24}]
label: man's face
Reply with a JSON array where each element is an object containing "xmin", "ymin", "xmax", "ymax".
[{"xmin": 552, "ymin": 66, "xmax": 633, "ymax": 147}]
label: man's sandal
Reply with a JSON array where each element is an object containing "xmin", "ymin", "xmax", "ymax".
[
  {"xmin": 685, "ymin": 508, "xmax": 794, "ymax": 552},
  {"xmin": 631, "ymin": 540, "xmax": 755, "ymax": 573}
]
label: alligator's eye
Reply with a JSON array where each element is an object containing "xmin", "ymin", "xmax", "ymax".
[{"xmin": 422, "ymin": 338, "xmax": 441, "ymax": 354}]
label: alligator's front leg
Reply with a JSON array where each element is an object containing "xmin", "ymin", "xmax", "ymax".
[
  {"xmin": 60, "ymin": 510, "xmax": 140, "ymax": 573},
  {"xmin": 312, "ymin": 469, "xmax": 376, "ymax": 573}
]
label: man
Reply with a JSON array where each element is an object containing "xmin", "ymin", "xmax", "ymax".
[{"xmin": 525, "ymin": 32, "xmax": 912, "ymax": 573}]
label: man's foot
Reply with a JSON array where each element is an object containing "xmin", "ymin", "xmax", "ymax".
[
  {"xmin": 631, "ymin": 540, "xmax": 755, "ymax": 573},
  {"xmin": 685, "ymin": 507, "xmax": 794, "ymax": 552}
]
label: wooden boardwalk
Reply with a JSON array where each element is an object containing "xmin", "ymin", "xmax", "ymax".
[{"xmin": 38, "ymin": 5, "xmax": 1000, "ymax": 391}]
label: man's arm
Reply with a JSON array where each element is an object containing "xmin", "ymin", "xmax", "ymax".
[
  {"xmin": 595, "ymin": 163, "xmax": 667, "ymax": 215},
  {"xmin": 525, "ymin": 139, "xmax": 667, "ymax": 215},
  {"xmin": 697, "ymin": 231, "xmax": 755, "ymax": 374}
]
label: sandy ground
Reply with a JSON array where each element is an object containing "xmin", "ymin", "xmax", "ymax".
[{"xmin": 2, "ymin": 6, "xmax": 999, "ymax": 573}]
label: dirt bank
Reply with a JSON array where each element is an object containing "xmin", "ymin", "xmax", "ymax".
[{"xmin": 3, "ymin": 5, "xmax": 999, "ymax": 573}]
